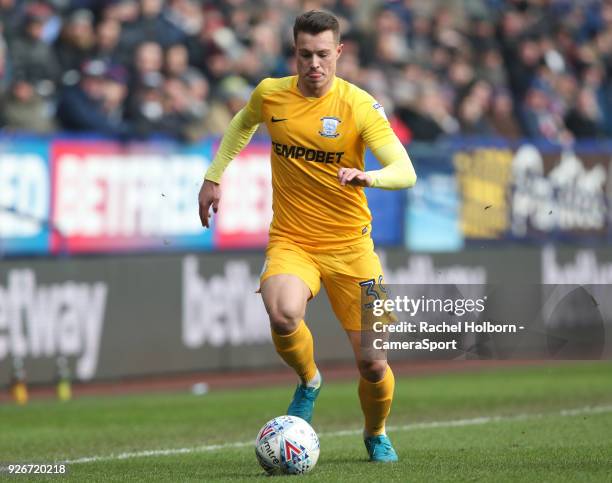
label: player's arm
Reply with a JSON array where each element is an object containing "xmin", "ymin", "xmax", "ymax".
[
  {"xmin": 338, "ymin": 137, "xmax": 416, "ymax": 189},
  {"xmin": 339, "ymin": 94, "xmax": 417, "ymax": 190},
  {"xmin": 366, "ymin": 137, "xmax": 417, "ymax": 189},
  {"xmin": 198, "ymin": 82, "xmax": 265, "ymax": 228}
]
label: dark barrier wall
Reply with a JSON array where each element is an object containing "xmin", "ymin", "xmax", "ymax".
[
  {"xmin": 0, "ymin": 251, "xmax": 347, "ymax": 385},
  {"xmin": 1, "ymin": 245, "xmax": 612, "ymax": 385}
]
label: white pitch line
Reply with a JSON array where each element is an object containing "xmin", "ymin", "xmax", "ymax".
[
  {"xmin": 317, "ymin": 404, "xmax": 612, "ymax": 438},
  {"xmin": 2, "ymin": 404, "xmax": 612, "ymax": 469}
]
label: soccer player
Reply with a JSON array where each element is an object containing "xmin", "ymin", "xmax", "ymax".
[{"xmin": 198, "ymin": 10, "xmax": 416, "ymax": 462}]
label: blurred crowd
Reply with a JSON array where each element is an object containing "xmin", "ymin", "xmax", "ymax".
[{"xmin": 0, "ymin": 0, "xmax": 611, "ymax": 143}]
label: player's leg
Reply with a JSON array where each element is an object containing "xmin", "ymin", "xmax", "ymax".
[
  {"xmin": 319, "ymin": 238, "xmax": 398, "ymax": 461},
  {"xmin": 260, "ymin": 242, "xmax": 323, "ymax": 422},
  {"xmin": 346, "ymin": 330, "xmax": 397, "ymax": 462},
  {"xmin": 261, "ymin": 274, "xmax": 317, "ymax": 382}
]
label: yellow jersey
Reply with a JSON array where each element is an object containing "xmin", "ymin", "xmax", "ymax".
[{"xmin": 241, "ymin": 75, "xmax": 397, "ymax": 249}]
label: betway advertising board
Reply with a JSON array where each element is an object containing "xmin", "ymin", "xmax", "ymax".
[
  {"xmin": 0, "ymin": 251, "xmax": 332, "ymax": 384},
  {"xmin": 0, "ymin": 247, "xmax": 493, "ymax": 384},
  {"xmin": 1, "ymin": 246, "xmax": 611, "ymax": 385}
]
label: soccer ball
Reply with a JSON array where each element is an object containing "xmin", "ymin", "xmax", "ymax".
[{"xmin": 254, "ymin": 415, "xmax": 320, "ymax": 475}]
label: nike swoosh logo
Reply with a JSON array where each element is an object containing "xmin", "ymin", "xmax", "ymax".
[{"xmin": 271, "ymin": 117, "xmax": 288, "ymax": 123}]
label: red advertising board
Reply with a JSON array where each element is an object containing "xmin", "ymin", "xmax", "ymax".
[
  {"xmin": 50, "ymin": 140, "xmax": 212, "ymax": 253},
  {"xmin": 213, "ymin": 142, "xmax": 272, "ymax": 248}
]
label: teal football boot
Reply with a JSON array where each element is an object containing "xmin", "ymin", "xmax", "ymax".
[
  {"xmin": 364, "ymin": 434, "xmax": 399, "ymax": 462},
  {"xmin": 286, "ymin": 375, "xmax": 322, "ymax": 424}
]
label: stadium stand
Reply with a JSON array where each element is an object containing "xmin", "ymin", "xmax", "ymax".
[{"xmin": 0, "ymin": 0, "xmax": 611, "ymax": 142}]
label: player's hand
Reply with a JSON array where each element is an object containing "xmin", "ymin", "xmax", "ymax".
[
  {"xmin": 198, "ymin": 179, "xmax": 221, "ymax": 228},
  {"xmin": 337, "ymin": 167, "xmax": 373, "ymax": 187}
]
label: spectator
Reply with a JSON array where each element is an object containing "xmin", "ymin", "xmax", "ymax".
[
  {"xmin": 554, "ymin": 72, "xmax": 579, "ymax": 116},
  {"xmin": 477, "ymin": 47, "xmax": 508, "ymax": 90},
  {"xmin": 57, "ymin": 59, "xmax": 132, "ymax": 137},
  {"xmin": 165, "ymin": 0, "xmax": 204, "ymax": 38},
  {"xmin": 0, "ymin": 34, "xmax": 8, "ymax": 94},
  {"xmin": 101, "ymin": 0, "xmax": 139, "ymax": 24},
  {"xmin": 0, "ymin": 75, "xmax": 56, "ymax": 133},
  {"xmin": 132, "ymin": 40, "xmax": 163, "ymax": 81},
  {"xmin": 93, "ymin": 17, "xmax": 122, "ymax": 65},
  {"xmin": 120, "ymin": 0, "xmax": 184, "ymax": 54},
  {"xmin": 186, "ymin": 6, "xmax": 227, "ymax": 77},
  {"xmin": 447, "ymin": 59, "xmax": 477, "ymax": 105},
  {"xmin": 180, "ymin": 73, "xmax": 210, "ymax": 141},
  {"xmin": 203, "ymin": 75, "xmax": 252, "ymax": 136},
  {"xmin": 10, "ymin": 3, "xmax": 60, "ymax": 97},
  {"xmin": 565, "ymin": 87, "xmax": 605, "ymax": 139},
  {"xmin": 396, "ymin": 84, "xmax": 459, "ymax": 142},
  {"xmin": 165, "ymin": 43, "xmax": 199, "ymax": 82},
  {"xmin": 521, "ymin": 83, "xmax": 572, "ymax": 143},
  {"xmin": 125, "ymin": 70, "xmax": 159, "ymax": 131},
  {"xmin": 488, "ymin": 89, "xmax": 522, "ymax": 140},
  {"xmin": 337, "ymin": 48, "xmax": 361, "ymax": 85},
  {"xmin": 507, "ymin": 37, "xmax": 542, "ymax": 103},
  {"xmin": 239, "ymin": 22, "xmax": 286, "ymax": 82},
  {"xmin": 165, "ymin": 43, "xmax": 209, "ymax": 123},
  {"xmin": 55, "ymin": 9, "xmax": 96, "ymax": 73},
  {"xmin": 457, "ymin": 80, "xmax": 495, "ymax": 136},
  {"xmin": 130, "ymin": 42, "xmax": 164, "ymax": 95},
  {"xmin": 466, "ymin": 14, "xmax": 498, "ymax": 52},
  {"xmin": 409, "ymin": 15, "xmax": 435, "ymax": 65},
  {"xmin": 126, "ymin": 40, "xmax": 164, "ymax": 116},
  {"xmin": 1, "ymin": 0, "xmax": 612, "ymax": 142},
  {"xmin": 0, "ymin": 0, "xmax": 21, "ymax": 41},
  {"xmin": 101, "ymin": 63, "xmax": 129, "ymax": 126},
  {"xmin": 162, "ymin": 75, "xmax": 205, "ymax": 140}
]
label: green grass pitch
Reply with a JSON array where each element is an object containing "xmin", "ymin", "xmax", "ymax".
[{"xmin": 1, "ymin": 362, "xmax": 611, "ymax": 481}]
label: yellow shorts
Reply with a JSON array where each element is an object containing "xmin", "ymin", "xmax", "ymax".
[{"xmin": 260, "ymin": 236, "xmax": 388, "ymax": 331}]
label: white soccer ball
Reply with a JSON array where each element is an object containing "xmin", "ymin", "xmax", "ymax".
[{"xmin": 254, "ymin": 415, "xmax": 320, "ymax": 475}]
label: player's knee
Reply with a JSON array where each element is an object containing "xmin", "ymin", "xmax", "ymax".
[
  {"xmin": 357, "ymin": 359, "xmax": 388, "ymax": 382},
  {"xmin": 268, "ymin": 301, "xmax": 305, "ymax": 335}
]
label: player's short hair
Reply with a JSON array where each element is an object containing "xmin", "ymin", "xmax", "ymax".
[{"xmin": 293, "ymin": 10, "xmax": 340, "ymax": 44}]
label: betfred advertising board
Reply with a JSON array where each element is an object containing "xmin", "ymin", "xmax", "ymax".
[
  {"xmin": 213, "ymin": 141, "xmax": 272, "ymax": 249},
  {"xmin": 0, "ymin": 139, "xmax": 51, "ymax": 256},
  {"xmin": 50, "ymin": 140, "xmax": 213, "ymax": 254}
]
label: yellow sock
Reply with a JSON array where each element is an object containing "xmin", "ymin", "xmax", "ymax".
[
  {"xmin": 358, "ymin": 365, "xmax": 395, "ymax": 436},
  {"xmin": 271, "ymin": 320, "xmax": 318, "ymax": 385}
]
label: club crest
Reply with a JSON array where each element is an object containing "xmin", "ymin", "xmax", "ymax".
[{"xmin": 319, "ymin": 116, "xmax": 341, "ymax": 138}]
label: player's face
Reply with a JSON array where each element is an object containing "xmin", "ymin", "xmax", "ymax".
[{"xmin": 295, "ymin": 30, "xmax": 343, "ymax": 97}]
